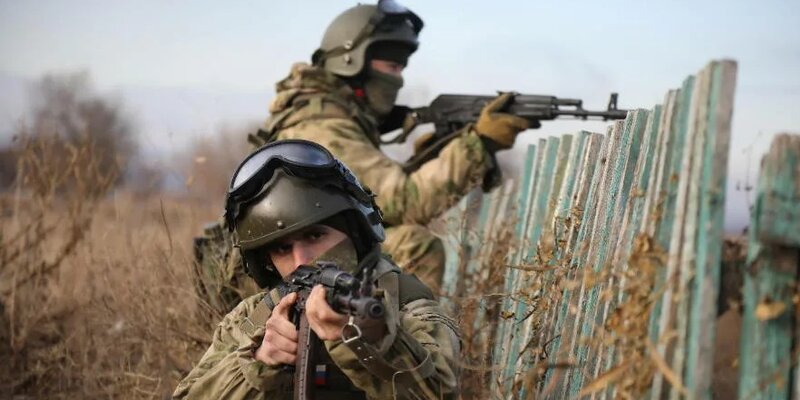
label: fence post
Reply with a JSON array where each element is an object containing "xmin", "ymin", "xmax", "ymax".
[{"xmin": 738, "ymin": 134, "xmax": 800, "ymax": 400}]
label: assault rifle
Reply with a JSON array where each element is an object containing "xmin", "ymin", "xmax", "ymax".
[
  {"xmin": 402, "ymin": 92, "xmax": 629, "ymax": 172},
  {"xmin": 285, "ymin": 262, "xmax": 385, "ymax": 400}
]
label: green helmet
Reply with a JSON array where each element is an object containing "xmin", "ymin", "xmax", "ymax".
[
  {"xmin": 311, "ymin": 0, "xmax": 423, "ymax": 77},
  {"xmin": 224, "ymin": 140, "xmax": 384, "ymax": 287}
]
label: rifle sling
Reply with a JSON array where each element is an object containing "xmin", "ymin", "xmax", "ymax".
[
  {"xmin": 249, "ymin": 266, "xmax": 438, "ymax": 391},
  {"xmin": 402, "ymin": 129, "xmax": 464, "ymax": 173},
  {"xmin": 341, "ymin": 269, "xmax": 436, "ymax": 388}
]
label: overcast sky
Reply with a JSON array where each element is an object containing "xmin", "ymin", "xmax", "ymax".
[{"xmin": 1, "ymin": 0, "xmax": 799, "ymax": 232}]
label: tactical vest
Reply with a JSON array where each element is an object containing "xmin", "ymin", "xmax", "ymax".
[
  {"xmin": 250, "ymin": 92, "xmax": 380, "ymax": 148},
  {"xmin": 246, "ymin": 263, "xmax": 434, "ymax": 399}
]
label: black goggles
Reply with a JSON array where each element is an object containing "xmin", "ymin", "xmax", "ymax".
[
  {"xmin": 224, "ymin": 140, "xmax": 373, "ymax": 228},
  {"xmin": 373, "ymin": 0, "xmax": 423, "ymax": 34},
  {"xmin": 349, "ymin": 0, "xmax": 423, "ymax": 48}
]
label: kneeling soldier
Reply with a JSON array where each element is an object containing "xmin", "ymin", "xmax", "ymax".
[{"xmin": 174, "ymin": 139, "xmax": 460, "ymax": 399}]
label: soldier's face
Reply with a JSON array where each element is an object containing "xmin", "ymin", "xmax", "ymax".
[
  {"xmin": 267, "ymin": 224, "xmax": 350, "ymax": 278},
  {"xmin": 370, "ymin": 59, "xmax": 405, "ymax": 77}
]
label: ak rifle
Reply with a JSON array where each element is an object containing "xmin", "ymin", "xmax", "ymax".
[
  {"xmin": 286, "ymin": 262, "xmax": 385, "ymax": 400},
  {"xmin": 404, "ymin": 92, "xmax": 629, "ymax": 172}
]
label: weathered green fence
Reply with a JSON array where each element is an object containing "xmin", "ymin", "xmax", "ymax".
[
  {"xmin": 434, "ymin": 59, "xmax": 800, "ymax": 399},
  {"xmin": 738, "ymin": 134, "xmax": 800, "ymax": 399}
]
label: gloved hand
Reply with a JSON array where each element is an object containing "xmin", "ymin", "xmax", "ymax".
[
  {"xmin": 475, "ymin": 93, "xmax": 530, "ymax": 150},
  {"xmin": 378, "ymin": 105, "xmax": 415, "ymax": 134}
]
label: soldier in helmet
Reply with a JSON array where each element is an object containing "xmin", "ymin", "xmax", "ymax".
[
  {"xmin": 194, "ymin": 0, "xmax": 528, "ymax": 312},
  {"xmin": 175, "ymin": 140, "xmax": 460, "ymax": 399},
  {"xmin": 245, "ymin": 0, "xmax": 529, "ymax": 293}
]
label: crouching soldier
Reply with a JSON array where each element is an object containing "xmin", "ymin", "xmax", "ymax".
[{"xmin": 174, "ymin": 139, "xmax": 460, "ymax": 399}]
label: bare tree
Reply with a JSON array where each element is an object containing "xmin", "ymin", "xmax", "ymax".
[{"xmin": 4, "ymin": 71, "xmax": 138, "ymax": 189}]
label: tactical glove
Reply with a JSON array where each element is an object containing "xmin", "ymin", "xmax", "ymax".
[
  {"xmin": 378, "ymin": 105, "xmax": 416, "ymax": 134},
  {"xmin": 475, "ymin": 93, "xmax": 530, "ymax": 150}
]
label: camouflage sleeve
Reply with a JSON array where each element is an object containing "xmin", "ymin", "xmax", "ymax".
[
  {"xmin": 172, "ymin": 293, "xmax": 291, "ymax": 399},
  {"xmin": 277, "ymin": 119, "xmax": 492, "ymax": 226},
  {"xmin": 324, "ymin": 298, "xmax": 461, "ymax": 399}
]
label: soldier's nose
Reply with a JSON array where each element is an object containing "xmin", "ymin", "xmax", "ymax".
[{"xmin": 292, "ymin": 244, "xmax": 314, "ymax": 267}]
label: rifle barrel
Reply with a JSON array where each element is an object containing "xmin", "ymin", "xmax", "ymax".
[{"xmin": 553, "ymin": 108, "xmax": 629, "ymax": 120}]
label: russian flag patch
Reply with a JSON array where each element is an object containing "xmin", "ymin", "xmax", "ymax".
[{"xmin": 314, "ymin": 364, "xmax": 327, "ymax": 386}]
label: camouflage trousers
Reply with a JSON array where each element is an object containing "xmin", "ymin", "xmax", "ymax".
[{"xmin": 193, "ymin": 222, "xmax": 446, "ymax": 314}]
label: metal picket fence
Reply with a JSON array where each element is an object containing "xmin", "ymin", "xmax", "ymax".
[{"xmin": 435, "ymin": 59, "xmax": 800, "ymax": 399}]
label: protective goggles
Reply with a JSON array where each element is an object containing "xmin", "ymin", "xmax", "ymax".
[
  {"xmin": 224, "ymin": 140, "xmax": 373, "ymax": 228},
  {"xmin": 370, "ymin": 0, "xmax": 423, "ymax": 35},
  {"xmin": 318, "ymin": 0, "xmax": 423, "ymax": 64}
]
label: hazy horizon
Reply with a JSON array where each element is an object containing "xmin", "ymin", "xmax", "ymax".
[{"xmin": 2, "ymin": 0, "xmax": 799, "ymax": 232}]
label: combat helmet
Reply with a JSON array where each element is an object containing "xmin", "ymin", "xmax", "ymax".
[
  {"xmin": 224, "ymin": 140, "xmax": 384, "ymax": 288},
  {"xmin": 311, "ymin": 0, "xmax": 423, "ymax": 77}
]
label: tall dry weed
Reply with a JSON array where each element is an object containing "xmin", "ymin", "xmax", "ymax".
[
  {"xmin": 0, "ymin": 134, "xmax": 219, "ymax": 398},
  {"xmin": 433, "ymin": 191, "xmax": 522, "ymax": 399}
]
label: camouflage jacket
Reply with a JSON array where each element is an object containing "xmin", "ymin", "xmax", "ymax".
[
  {"xmin": 173, "ymin": 258, "xmax": 461, "ymax": 399},
  {"xmin": 252, "ymin": 63, "xmax": 495, "ymax": 226}
]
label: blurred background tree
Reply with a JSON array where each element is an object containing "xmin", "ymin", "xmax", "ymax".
[{"xmin": 1, "ymin": 71, "xmax": 138, "ymax": 191}]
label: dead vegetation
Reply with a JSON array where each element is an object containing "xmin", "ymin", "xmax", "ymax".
[
  {"xmin": 0, "ymin": 133, "xmax": 750, "ymax": 400},
  {"xmin": 0, "ymin": 79, "xmax": 751, "ymax": 398},
  {"xmin": 0, "ymin": 135, "xmax": 219, "ymax": 398}
]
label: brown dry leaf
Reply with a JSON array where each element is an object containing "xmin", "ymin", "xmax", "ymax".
[
  {"xmin": 578, "ymin": 359, "xmax": 633, "ymax": 396},
  {"xmin": 500, "ymin": 310, "xmax": 515, "ymax": 320},
  {"xmin": 562, "ymin": 280, "xmax": 581, "ymax": 291},
  {"xmin": 541, "ymin": 234, "xmax": 556, "ymax": 258},
  {"xmin": 645, "ymin": 340, "xmax": 688, "ymax": 396},
  {"xmin": 755, "ymin": 300, "xmax": 786, "ymax": 321}
]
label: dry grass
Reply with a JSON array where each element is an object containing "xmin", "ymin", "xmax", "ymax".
[
  {"xmin": 0, "ymin": 133, "xmax": 750, "ymax": 400},
  {"xmin": 0, "ymin": 135, "xmax": 219, "ymax": 398}
]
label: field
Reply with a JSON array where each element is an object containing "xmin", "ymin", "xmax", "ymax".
[
  {"xmin": 0, "ymin": 134, "xmax": 512, "ymax": 399},
  {"xmin": 0, "ymin": 131, "xmax": 749, "ymax": 399},
  {"xmin": 0, "ymin": 136, "xmax": 224, "ymax": 398}
]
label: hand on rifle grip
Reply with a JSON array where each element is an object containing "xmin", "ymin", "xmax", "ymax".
[
  {"xmin": 475, "ymin": 92, "xmax": 530, "ymax": 150},
  {"xmin": 255, "ymin": 292, "xmax": 299, "ymax": 366},
  {"xmin": 305, "ymin": 285, "xmax": 350, "ymax": 341}
]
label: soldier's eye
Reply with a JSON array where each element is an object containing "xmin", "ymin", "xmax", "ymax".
[
  {"xmin": 304, "ymin": 230, "xmax": 326, "ymax": 241},
  {"xmin": 268, "ymin": 243, "xmax": 293, "ymax": 256}
]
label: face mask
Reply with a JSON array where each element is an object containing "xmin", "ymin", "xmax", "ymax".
[
  {"xmin": 363, "ymin": 68, "xmax": 404, "ymax": 117},
  {"xmin": 310, "ymin": 237, "xmax": 359, "ymax": 273}
]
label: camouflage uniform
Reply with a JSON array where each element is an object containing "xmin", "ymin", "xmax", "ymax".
[
  {"xmin": 173, "ymin": 257, "xmax": 461, "ymax": 400},
  {"xmin": 250, "ymin": 63, "xmax": 495, "ymax": 292}
]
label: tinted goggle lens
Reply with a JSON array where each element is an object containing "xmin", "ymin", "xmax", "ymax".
[
  {"xmin": 376, "ymin": 0, "xmax": 423, "ymax": 34},
  {"xmin": 230, "ymin": 141, "xmax": 335, "ymax": 192}
]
